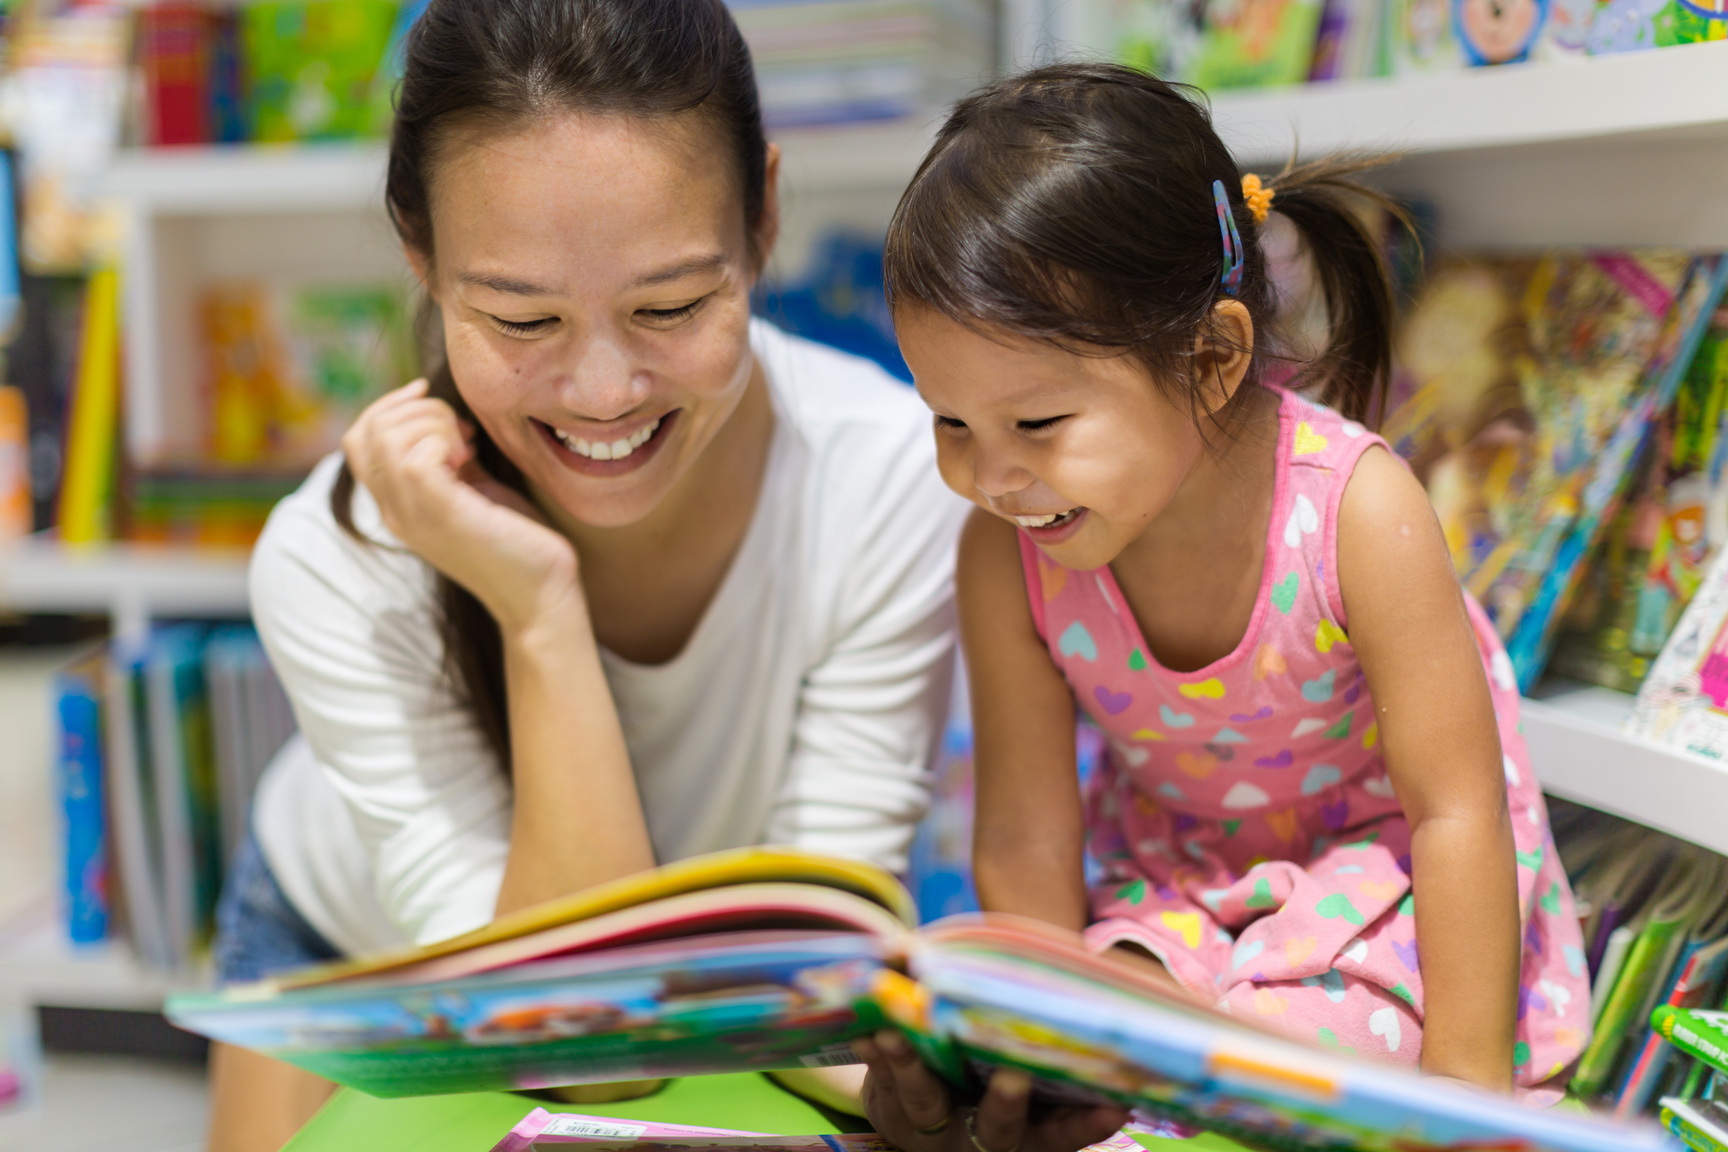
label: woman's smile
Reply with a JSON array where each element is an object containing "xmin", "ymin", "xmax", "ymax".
[{"xmin": 533, "ymin": 409, "xmax": 680, "ymax": 476}]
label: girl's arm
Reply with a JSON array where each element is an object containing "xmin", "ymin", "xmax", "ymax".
[
  {"xmin": 341, "ymin": 381, "xmax": 655, "ymax": 919},
  {"xmin": 1337, "ymin": 446, "xmax": 1519, "ymax": 1091},
  {"xmin": 960, "ymin": 508, "xmax": 1089, "ymax": 929}
]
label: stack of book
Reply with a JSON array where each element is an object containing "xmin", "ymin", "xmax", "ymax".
[
  {"xmin": 54, "ymin": 626, "xmax": 297, "ymax": 967},
  {"xmin": 728, "ymin": 0, "xmax": 996, "ymax": 130}
]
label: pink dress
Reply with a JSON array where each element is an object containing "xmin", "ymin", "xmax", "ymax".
[{"xmin": 1019, "ymin": 388, "xmax": 1590, "ymax": 1093}]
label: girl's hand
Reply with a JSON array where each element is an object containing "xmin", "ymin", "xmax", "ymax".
[
  {"xmin": 855, "ymin": 1032, "xmax": 1127, "ymax": 1152},
  {"xmin": 342, "ymin": 380, "xmax": 584, "ymax": 637}
]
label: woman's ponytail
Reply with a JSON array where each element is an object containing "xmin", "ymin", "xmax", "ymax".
[{"xmin": 1258, "ymin": 156, "xmax": 1413, "ymax": 427}]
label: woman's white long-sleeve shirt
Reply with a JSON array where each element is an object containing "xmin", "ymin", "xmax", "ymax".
[{"xmin": 248, "ymin": 321, "xmax": 967, "ymax": 956}]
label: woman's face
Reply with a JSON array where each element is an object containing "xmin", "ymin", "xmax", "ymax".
[{"xmin": 420, "ymin": 111, "xmax": 776, "ymax": 528}]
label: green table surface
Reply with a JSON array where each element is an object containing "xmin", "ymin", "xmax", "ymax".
[{"xmin": 284, "ymin": 1075, "xmax": 1253, "ymax": 1152}]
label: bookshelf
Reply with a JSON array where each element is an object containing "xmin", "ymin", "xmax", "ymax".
[{"xmin": 11, "ymin": 49, "xmax": 1728, "ymax": 1006}]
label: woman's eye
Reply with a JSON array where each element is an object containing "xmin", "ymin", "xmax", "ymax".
[
  {"xmin": 1018, "ymin": 416, "xmax": 1068, "ymax": 431},
  {"xmin": 638, "ymin": 300, "xmax": 703, "ymax": 324},
  {"xmin": 493, "ymin": 316, "xmax": 556, "ymax": 337}
]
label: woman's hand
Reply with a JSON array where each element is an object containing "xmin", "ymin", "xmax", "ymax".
[
  {"xmin": 855, "ymin": 1032, "xmax": 1127, "ymax": 1152},
  {"xmin": 342, "ymin": 380, "xmax": 585, "ymax": 637}
]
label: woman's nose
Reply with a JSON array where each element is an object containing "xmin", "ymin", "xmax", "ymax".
[{"xmin": 554, "ymin": 334, "xmax": 646, "ymax": 420}]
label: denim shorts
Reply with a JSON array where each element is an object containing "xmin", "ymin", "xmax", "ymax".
[{"xmin": 212, "ymin": 828, "xmax": 342, "ymax": 985}]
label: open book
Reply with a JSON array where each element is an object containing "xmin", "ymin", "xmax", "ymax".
[{"xmin": 168, "ymin": 848, "xmax": 1668, "ymax": 1152}]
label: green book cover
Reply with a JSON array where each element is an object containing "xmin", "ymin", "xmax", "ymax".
[
  {"xmin": 1655, "ymin": 1006, "xmax": 1728, "ymax": 1076},
  {"xmin": 1573, "ymin": 916, "xmax": 1684, "ymax": 1097},
  {"xmin": 243, "ymin": 0, "xmax": 397, "ymax": 142},
  {"xmin": 1191, "ymin": 0, "xmax": 1326, "ymax": 88}
]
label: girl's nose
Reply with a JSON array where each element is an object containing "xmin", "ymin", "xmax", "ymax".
[{"xmin": 971, "ymin": 449, "xmax": 1035, "ymax": 502}]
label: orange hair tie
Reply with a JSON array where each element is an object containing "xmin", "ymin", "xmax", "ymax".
[{"xmin": 1241, "ymin": 173, "xmax": 1274, "ymax": 224}]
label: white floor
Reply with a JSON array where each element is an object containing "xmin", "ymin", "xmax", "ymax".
[{"xmin": 0, "ymin": 646, "xmax": 211, "ymax": 1152}]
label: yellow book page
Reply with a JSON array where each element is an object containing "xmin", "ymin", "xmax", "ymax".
[{"xmin": 276, "ymin": 846, "xmax": 915, "ymax": 991}]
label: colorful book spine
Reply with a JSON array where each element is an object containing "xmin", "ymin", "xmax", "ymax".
[
  {"xmin": 53, "ymin": 657, "xmax": 108, "ymax": 944},
  {"xmin": 56, "ymin": 265, "xmax": 121, "ymax": 545},
  {"xmin": 140, "ymin": 3, "xmax": 211, "ymax": 147},
  {"xmin": 1575, "ymin": 916, "xmax": 1687, "ymax": 1097},
  {"xmin": 1616, "ymin": 939, "xmax": 1728, "ymax": 1116},
  {"xmin": 0, "ymin": 386, "xmax": 28, "ymax": 539}
]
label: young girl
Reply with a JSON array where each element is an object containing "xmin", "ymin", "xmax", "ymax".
[{"xmin": 857, "ymin": 61, "xmax": 1590, "ymax": 1152}]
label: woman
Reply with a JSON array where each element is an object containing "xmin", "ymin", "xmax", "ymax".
[{"xmin": 208, "ymin": 1, "xmax": 965, "ymax": 1147}]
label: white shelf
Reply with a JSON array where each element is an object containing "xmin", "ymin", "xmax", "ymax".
[
  {"xmin": 0, "ymin": 912, "xmax": 205, "ymax": 1013},
  {"xmin": 0, "ymin": 536, "xmax": 251, "ymax": 638},
  {"xmin": 1522, "ymin": 682, "xmax": 1728, "ymax": 858},
  {"xmin": 1212, "ymin": 40, "xmax": 1728, "ymax": 164},
  {"xmin": 100, "ymin": 142, "xmax": 390, "ymax": 216},
  {"xmin": 97, "ymin": 118, "xmax": 940, "ymax": 218}
]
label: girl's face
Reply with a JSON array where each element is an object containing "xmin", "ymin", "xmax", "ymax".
[
  {"xmin": 418, "ymin": 111, "xmax": 776, "ymax": 528},
  {"xmin": 897, "ymin": 307, "xmax": 1210, "ymax": 572}
]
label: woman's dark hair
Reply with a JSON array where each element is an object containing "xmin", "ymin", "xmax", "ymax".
[
  {"xmin": 883, "ymin": 62, "xmax": 1408, "ymax": 428},
  {"xmin": 330, "ymin": 0, "xmax": 767, "ymax": 772}
]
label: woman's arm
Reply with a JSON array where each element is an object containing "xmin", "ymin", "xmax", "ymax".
[
  {"xmin": 960, "ymin": 509, "xmax": 1089, "ymax": 930},
  {"xmin": 1338, "ymin": 446, "xmax": 1519, "ymax": 1091},
  {"xmin": 339, "ymin": 381, "xmax": 654, "ymax": 918}
]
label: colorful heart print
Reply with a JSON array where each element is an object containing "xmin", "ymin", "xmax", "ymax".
[
  {"xmin": 1315, "ymin": 893, "xmax": 1365, "ymax": 926},
  {"xmin": 1301, "ymin": 669, "xmax": 1336, "ymax": 703},
  {"xmin": 1159, "ymin": 705, "xmax": 1196, "ymax": 728},
  {"xmin": 1094, "ymin": 685, "xmax": 1133, "ymax": 714},
  {"xmin": 1176, "ymin": 751, "xmax": 1218, "ymax": 779},
  {"xmin": 1292, "ymin": 421, "xmax": 1329, "ymax": 456},
  {"xmin": 1178, "ymin": 678, "xmax": 1226, "ymax": 699},
  {"xmin": 1368, "ymin": 1007, "xmax": 1401, "ymax": 1052},
  {"xmin": 1160, "ymin": 910, "xmax": 1202, "ymax": 949},
  {"xmin": 1058, "ymin": 620, "xmax": 1097, "ymax": 661},
  {"xmin": 1212, "ymin": 726, "xmax": 1248, "ymax": 743},
  {"xmin": 1232, "ymin": 939, "xmax": 1265, "ymax": 969},
  {"xmin": 1323, "ymin": 712, "xmax": 1352, "ymax": 739},
  {"xmin": 1254, "ymin": 748, "xmax": 1294, "ymax": 769},
  {"xmin": 1038, "ymin": 555, "xmax": 1069, "ymax": 602},
  {"xmin": 1271, "ymin": 571, "xmax": 1299, "ymax": 613},
  {"xmin": 1222, "ymin": 781, "xmax": 1272, "ymax": 809},
  {"xmin": 1284, "ymin": 493, "xmax": 1319, "ymax": 548},
  {"xmin": 1291, "ymin": 717, "xmax": 1326, "ymax": 738},
  {"xmin": 1253, "ymin": 644, "xmax": 1288, "ymax": 680},
  {"xmin": 1300, "ymin": 763, "xmax": 1342, "ymax": 794},
  {"xmin": 1128, "ymin": 648, "xmax": 1148, "ymax": 671},
  {"xmin": 1315, "ymin": 619, "xmax": 1349, "ymax": 653}
]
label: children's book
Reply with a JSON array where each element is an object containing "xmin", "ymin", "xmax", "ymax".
[
  {"xmin": 54, "ymin": 651, "xmax": 109, "ymax": 945},
  {"xmin": 1618, "ymin": 936, "xmax": 1728, "ymax": 1117},
  {"xmin": 103, "ymin": 640, "xmax": 174, "ymax": 970},
  {"xmin": 1661, "ymin": 1096, "xmax": 1728, "ymax": 1152},
  {"xmin": 1573, "ymin": 850, "xmax": 1728, "ymax": 1098},
  {"xmin": 1189, "ymin": 0, "xmax": 1327, "ymax": 88},
  {"xmin": 1625, "ymin": 532, "xmax": 1728, "ymax": 757},
  {"xmin": 1385, "ymin": 251, "xmax": 1728, "ymax": 691},
  {"xmin": 168, "ymin": 847, "xmax": 1672, "ymax": 1151},
  {"xmin": 242, "ymin": 0, "xmax": 398, "ymax": 142}
]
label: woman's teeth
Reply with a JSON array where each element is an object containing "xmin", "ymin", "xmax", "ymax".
[
  {"xmin": 552, "ymin": 417, "xmax": 661, "ymax": 460},
  {"xmin": 1016, "ymin": 509, "xmax": 1080, "ymax": 528}
]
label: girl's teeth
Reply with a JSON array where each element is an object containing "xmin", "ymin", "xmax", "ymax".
[
  {"xmin": 553, "ymin": 417, "xmax": 661, "ymax": 460},
  {"xmin": 1015, "ymin": 510, "xmax": 1077, "ymax": 528}
]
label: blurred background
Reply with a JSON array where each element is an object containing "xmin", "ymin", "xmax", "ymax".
[{"xmin": 0, "ymin": 1, "xmax": 1724, "ymax": 1149}]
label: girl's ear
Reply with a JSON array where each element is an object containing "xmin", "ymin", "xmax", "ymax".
[{"xmin": 1192, "ymin": 298, "xmax": 1254, "ymax": 418}]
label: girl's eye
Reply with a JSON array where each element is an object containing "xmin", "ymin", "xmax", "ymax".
[
  {"xmin": 1018, "ymin": 416, "xmax": 1068, "ymax": 432},
  {"xmin": 493, "ymin": 316, "xmax": 556, "ymax": 337},
  {"xmin": 934, "ymin": 415, "xmax": 967, "ymax": 431}
]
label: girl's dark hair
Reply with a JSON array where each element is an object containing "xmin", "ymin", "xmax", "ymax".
[
  {"xmin": 883, "ymin": 62, "xmax": 1407, "ymax": 428},
  {"xmin": 330, "ymin": 0, "xmax": 767, "ymax": 772}
]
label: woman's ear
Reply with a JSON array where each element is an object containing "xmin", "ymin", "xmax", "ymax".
[
  {"xmin": 753, "ymin": 142, "xmax": 782, "ymax": 276},
  {"xmin": 404, "ymin": 244, "xmax": 437, "ymax": 302},
  {"xmin": 1192, "ymin": 298, "xmax": 1255, "ymax": 417}
]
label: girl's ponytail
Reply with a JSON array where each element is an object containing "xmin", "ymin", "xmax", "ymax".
[
  {"xmin": 1259, "ymin": 156, "xmax": 1412, "ymax": 427},
  {"xmin": 884, "ymin": 63, "xmax": 1415, "ymax": 433}
]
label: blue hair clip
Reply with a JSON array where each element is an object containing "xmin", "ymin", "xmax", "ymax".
[{"xmin": 1213, "ymin": 179, "xmax": 1244, "ymax": 296}]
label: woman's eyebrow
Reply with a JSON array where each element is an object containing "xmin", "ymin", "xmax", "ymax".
[
  {"xmin": 458, "ymin": 272, "xmax": 557, "ymax": 296},
  {"xmin": 630, "ymin": 253, "xmax": 728, "ymax": 288}
]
